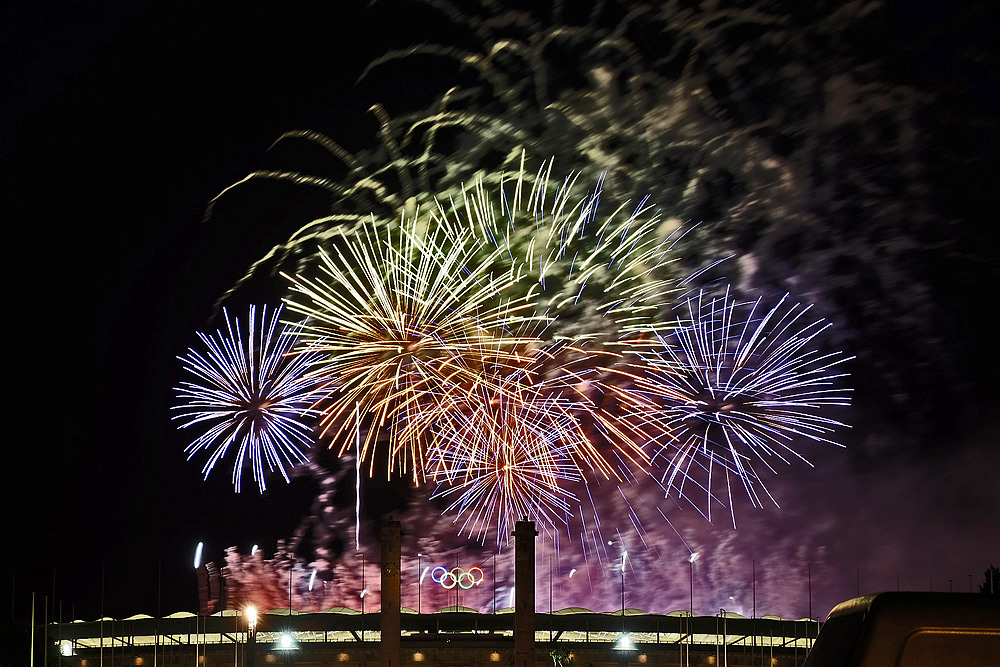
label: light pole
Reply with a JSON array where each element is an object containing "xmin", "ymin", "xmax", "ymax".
[
  {"xmin": 417, "ymin": 553, "xmax": 423, "ymax": 615},
  {"xmin": 355, "ymin": 552, "xmax": 367, "ymax": 641},
  {"xmin": 751, "ymin": 560, "xmax": 757, "ymax": 661},
  {"xmin": 615, "ymin": 552, "xmax": 634, "ymax": 651},
  {"xmin": 688, "ymin": 552, "xmax": 700, "ymax": 667},
  {"xmin": 245, "ymin": 606, "xmax": 258, "ymax": 667},
  {"xmin": 660, "ymin": 513, "xmax": 698, "ymax": 666},
  {"xmin": 808, "ymin": 562, "xmax": 815, "ymax": 643},
  {"xmin": 192, "ymin": 543, "xmax": 203, "ymax": 666},
  {"xmin": 621, "ymin": 552, "xmax": 627, "ymax": 632},
  {"xmin": 689, "ymin": 552, "xmax": 699, "ymax": 614},
  {"xmin": 718, "ymin": 608, "xmax": 728, "ymax": 667}
]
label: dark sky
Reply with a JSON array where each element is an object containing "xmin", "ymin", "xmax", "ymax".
[
  {"xmin": 3, "ymin": 0, "xmax": 385, "ymax": 620},
  {"xmin": 3, "ymin": 0, "xmax": 999, "ymax": 628}
]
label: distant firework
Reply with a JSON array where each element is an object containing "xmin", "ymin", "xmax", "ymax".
[
  {"xmin": 624, "ymin": 289, "xmax": 852, "ymax": 524},
  {"xmin": 173, "ymin": 305, "xmax": 321, "ymax": 493}
]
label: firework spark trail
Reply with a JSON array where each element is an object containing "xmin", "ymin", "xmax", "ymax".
[
  {"xmin": 173, "ymin": 305, "xmax": 322, "ymax": 493},
  {"xmin": 282, "ymin": 210, "xmax": 547, "ymax": 483},
  {"xmin": 456, "ymin": 157, "xmax": 688, "ymax": 341},
  {"xmin": 620, "ymin": 288, "xmax": 852, "ymax": 525}
]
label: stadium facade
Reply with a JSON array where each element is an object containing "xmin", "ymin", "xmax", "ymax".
[{"xmin": 46, "ymin": 520, "xmax": 819, "ymax": 666}]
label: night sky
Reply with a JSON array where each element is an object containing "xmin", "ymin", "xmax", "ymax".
[{"xmin": 4, "ymin": 0, "xmax": 999, "ymax": 633}]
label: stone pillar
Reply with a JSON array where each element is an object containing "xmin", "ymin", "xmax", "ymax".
[
  {"xmin": 514, "ymin": 519, "xmax": 538, "ymax": 667},
  {"xmin": 380, "ymin": 518, "xmax": 402, "ymax": 667}
]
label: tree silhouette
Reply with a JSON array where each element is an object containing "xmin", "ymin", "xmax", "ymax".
[{"xmin": 980, "ymin": 564, "xmax": 999, "ymax": 595}]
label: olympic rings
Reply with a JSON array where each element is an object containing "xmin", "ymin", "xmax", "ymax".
[{"xmin": 430, "ymin": 566, "xmax": 485, "ymax": 589}]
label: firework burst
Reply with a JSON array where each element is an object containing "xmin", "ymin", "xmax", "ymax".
[
  {"xmin": 173, "ymin": 305, "xmax": 322, "ymax": 493},
  {"xmin": 624, "ymin": 289, "xmax": 852, "ymax": 524},
  {"xmin": 277, "ymin": 157, "xmax": 698, "ymax": 545},
  {"xmin": 427, "ymin": 375, "xmax": 587, "ymax": 543},
  {"xmin": 281, "ymin": 210, "xmax": 545, "ymax": 482},
  {"xmin": 454, "ymin": 156, "xmax": 697, "ymax": 343}
]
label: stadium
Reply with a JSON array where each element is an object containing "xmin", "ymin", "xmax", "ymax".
[{"xmin": 46, "ymin": 520, "xmax": 820, "ymax": 667}]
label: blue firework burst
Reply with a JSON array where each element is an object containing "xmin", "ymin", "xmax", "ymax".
[
  {"xmin": 629, "ymin": 289, "xmax": 852, "ymax": 522},
  {"xmin": 173, "ymin": 305, "xmax": 322, "ymax": 493}
]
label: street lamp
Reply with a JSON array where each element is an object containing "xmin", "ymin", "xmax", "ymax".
[
  {"xmin": 688, "ymin": 552, "xmax": 699, "ymax": 614},
  {"xmin": 246, "ymin": 606, "xmax": 258, "ymax": 630},
  {"xmin": 616, "ymin": 552, "xmax": 634, "ymax": 653},
  {"xmin": 193, "ymin": 542, "xmax": 205, "ymax": 666},
  {"xmin": 245, "ymin": 606, "xmax": 258, "ymax": 667},
  {"xmin": 718, "ymin": 608, "xmax": 729, "ymax": 667},
  {"xmin": 687, "ymin": 552, "xmax": 700, "ymax": 667}
]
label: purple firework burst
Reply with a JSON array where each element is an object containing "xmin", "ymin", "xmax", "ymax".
[
  {"xmin": 630, "ymin": 289, "xmax": 852, "ymax": 524},
  {"xmin": 173, "ymin": 305, "xmax": 322, "ymax": 493}
]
